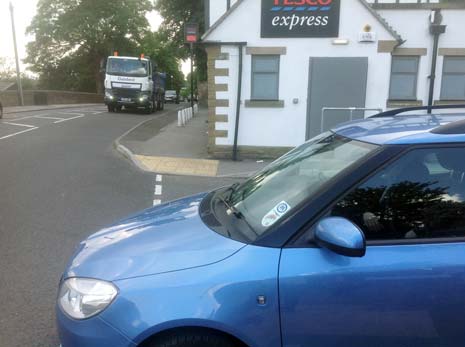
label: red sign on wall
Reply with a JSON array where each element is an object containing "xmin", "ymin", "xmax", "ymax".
[{"xmin": 185, "ymin": 23, "xmax": 199, "ymax": 43}]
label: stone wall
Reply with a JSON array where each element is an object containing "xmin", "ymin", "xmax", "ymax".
[
  {"xmin": 206, "ymin": 45, "xmax": 230, "ymax": 157},
  {"xmin": 0, "ymin": 90, "xmax": 103, "ymax": 107}
]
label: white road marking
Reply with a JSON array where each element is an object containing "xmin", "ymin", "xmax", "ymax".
[
  {"xmin": 54, "ymin": 115, "xmax": 85, "ymax": 123},
  {"xmin": 60, "ymin": 112, "xmax": 86, "ymax": 116},
  {"xmin": 0, "ymin": 127, "xmax": 38, "ymax": 140},
  {"xmin": 9, "ymin": 115, "xmax": 36, "ymax": 122},
  {"xmin": 33, "ymin": 115, "xmax": 65, "ymax": 121},
  {"xmin": 8, "ymin": 114, "xmax": 52, "ymax": 122},
  {"xmin": 153, "ymin": 175, "xmax": 163, "ymax": 206},
  {"xmin": 3, "ymin": 122, "xmax": 36, "ymax": 128}
]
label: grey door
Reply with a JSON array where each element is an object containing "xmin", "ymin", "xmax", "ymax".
[{"xmin": 307, "ymin": 57, "xmax": 368, "ymax": 139}]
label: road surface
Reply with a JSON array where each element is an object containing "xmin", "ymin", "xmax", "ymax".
[{"xmin": 0, "ymin": 104, "xmax": 239, "ymax": 346}]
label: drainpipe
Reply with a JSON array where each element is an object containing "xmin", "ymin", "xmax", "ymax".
[
  {"xmin": 427, "ymin": 10, "xmax": 447, "ymax": 114},
  {"xmin": 232, "ymin": 44, "xmax": 244, "ymax": 161}
]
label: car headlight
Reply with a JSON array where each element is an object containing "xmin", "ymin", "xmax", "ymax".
[
  {"xmin": 58, "ymin": 278, "xmax": 118, "ymax": 319},
  {"xmin": 139, "ymin": 94, "xmax": 149, "ymax": 102}
]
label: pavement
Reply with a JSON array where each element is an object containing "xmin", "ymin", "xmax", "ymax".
[
  {"xmin": 118, "ymin": 105, "xmax": 271, "ymax": 178},
  {"xmin": 0, "ymin": 103, "xmax": 248, "ymax": 346}
]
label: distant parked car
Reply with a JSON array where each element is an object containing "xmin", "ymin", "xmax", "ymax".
[
  {"xmin": 57, "ymin": 104, "xmax": 465, "ymax": 347},
  {"xmin": 164, "ymin": 90, "xmax": 178, "ymax": 104},
  {"xmin": 187, "ymin": 94, "xmax": 198, "ymax": 103}
]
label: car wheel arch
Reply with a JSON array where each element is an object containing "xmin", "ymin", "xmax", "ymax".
[{"xmin": 136, "ymin": 322, "xmax": 252, "ymax": 347}]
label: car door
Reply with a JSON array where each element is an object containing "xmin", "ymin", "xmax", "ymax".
[{"xmin": 279, "ymin": 146, "xmax": 465, "ymax": 347}]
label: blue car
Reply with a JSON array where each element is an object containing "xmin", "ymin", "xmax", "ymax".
[{"xmin": 57, "ymin": 105, "xmax": 465, "ymax": 347}]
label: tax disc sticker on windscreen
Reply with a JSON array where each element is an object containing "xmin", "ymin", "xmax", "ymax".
[{"xmin": 262, "ymin": 201, "xmax": 291, "ymax": 227}]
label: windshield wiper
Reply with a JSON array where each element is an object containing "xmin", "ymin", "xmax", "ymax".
[
  {"xmin": 215, "ymin": 189, "xmax": 258, "ymax": 237},
  {"xmin": 223, "ymin": 182, "xmax": 241, "ymax": 201},
  {"xmin": 216, "ymin": 193, "xmax": 242, "ymax": 218}
]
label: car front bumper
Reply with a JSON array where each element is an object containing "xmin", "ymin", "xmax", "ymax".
[{"xmin": 56, "ymin": 305, "xmax": 136, "ymax": 347}]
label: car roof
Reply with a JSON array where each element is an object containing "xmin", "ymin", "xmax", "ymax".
[{"xmin": 333, "ymin": 113, "xmax": 465, "ymax": 145}]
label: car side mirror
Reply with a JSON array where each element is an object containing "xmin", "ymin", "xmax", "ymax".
[{"xmin": 314, "ymin": 217, "xmax": 366, "ymax": 257}]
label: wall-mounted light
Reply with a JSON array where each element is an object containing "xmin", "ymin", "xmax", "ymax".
[
  {"xmin": 363, "ymin": 24, "xmax": 372, "ymax": 33},
  {"xmin": 332, "ymin": 39, "xmax": 349, "ymax": 45}
]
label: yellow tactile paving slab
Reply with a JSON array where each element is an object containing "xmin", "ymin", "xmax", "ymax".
[{"xmin": 135, "ymin": 155, "xmax": 219, "ymax": 177}]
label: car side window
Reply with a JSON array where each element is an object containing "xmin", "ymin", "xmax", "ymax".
[{"xmin": 330, "ymin": 147, "xmax": 465, "ymax": 241}]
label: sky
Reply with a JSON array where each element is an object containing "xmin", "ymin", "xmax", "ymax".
[{"xmin": 0, "ymin": 0, "xmax": 190, "ymax": 76}]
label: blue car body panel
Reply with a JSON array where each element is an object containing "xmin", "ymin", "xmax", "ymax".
[
  {"xmin": 101, "ymin": 245, "xmax": 282, "ymax": 347},
  {"xmin": 279, "ymin": 243, "xmax": 465, "ymax": 347},
  {"xmin": 56, "ymin": 305, "xmax": 136, "ymax": 347},
  {"xmin": 57, "ymin": 112, "xmax": 465, "ymax": 347},
  {"xmin": 65, "ymin": 194, "xmax": 246, "ymax": 282}
]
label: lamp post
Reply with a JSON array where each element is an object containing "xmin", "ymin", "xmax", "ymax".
[
  {"xmin": 9, "ymin": 2, "xmax": 24, "ymax": 106},
  {"xmin": 190, "ymin": 44, "xmax": 194, "ymax": 111},
  {"xmin": 185, "ymin": 22, "xmax": 199, "ymax": 114}
]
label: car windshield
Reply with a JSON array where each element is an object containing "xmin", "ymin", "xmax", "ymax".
[
  {"xmin": 227, "ymin": 132, "xmax": 379, "ymax": 238},
  {"xmin": 106, "ymin": 58, "xmax": 148, "ymax": 77}
]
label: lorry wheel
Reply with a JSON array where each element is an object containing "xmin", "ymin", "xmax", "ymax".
[{"xmin": 144, "ymin": 100, "xmax": 154, "ymax": 114}]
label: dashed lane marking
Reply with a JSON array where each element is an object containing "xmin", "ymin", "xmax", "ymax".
[{"xmin": 153, "ymin": 174, "xmax": 163, "ymax": 206}]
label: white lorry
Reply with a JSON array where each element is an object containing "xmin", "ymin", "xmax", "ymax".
[{"xmin": 104, "ymin": 55, "xmax": 166, "ymax": 114}]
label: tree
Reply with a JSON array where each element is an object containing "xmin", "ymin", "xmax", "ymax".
[
  {"xmin": 0, "ymin": 57, "xmax": 37, "ymax": 90},
  {"xmin": 25, "ymin": 0, "xmax": 153, "ymax": 93},
  {"xmin": 0, "ymin": 57, "xmax": 15, "ymax": 80},
  {"xmin": 154, "ymin": 0, "xmax": 207, "ymax": 81},
  {"xmin": 141, "ymin": 31, "xmax": 185, "ymax": 92}
]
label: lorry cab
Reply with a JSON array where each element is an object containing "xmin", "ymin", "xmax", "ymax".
[{"xmin": 104, "ymin": 55, "xmax": 165, "ymax": 114}]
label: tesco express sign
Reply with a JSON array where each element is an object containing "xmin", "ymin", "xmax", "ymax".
[{"xmin": 261, "ymin": 0, "xmax": 341, "ymax": 38}]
